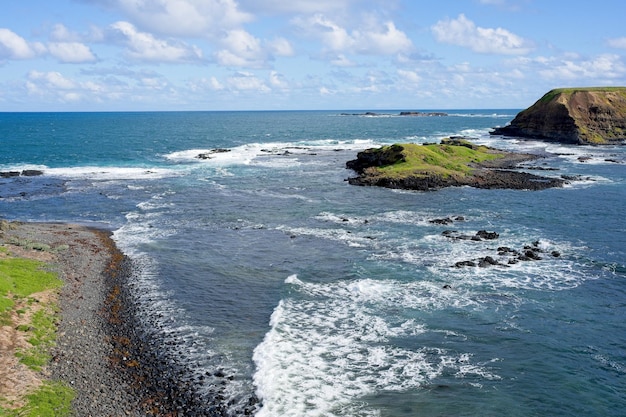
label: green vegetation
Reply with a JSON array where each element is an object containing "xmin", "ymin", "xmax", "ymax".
[
  {"xmin": 0, "ymin": 381, "xmax": 74, "ymax": 417},
  {"xmin": 368, "ymin": 141, "xmax": 503, "ymax": 179},
  {"xmin": 0, "ymin": 248, "xmax": 74, "ymax": 416},
  {"xmin": 0, "ymin": 258, "xmax": 62, "ymax": 298},
  {"xmin": 539, "ymin": 86, "xmax": 626, "ymax": 103},
  {"xmin": 16, "ymin": 307, "xmax": 60, "ymax": 371}
]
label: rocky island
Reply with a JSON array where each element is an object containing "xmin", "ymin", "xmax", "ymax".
[
  {"xmin": 346, "ymin": 138, "xmax": 565, "ymax": 191},
  {"xmin": 491, "ymin": 87, "xmax": 626, "ymax": 144}
]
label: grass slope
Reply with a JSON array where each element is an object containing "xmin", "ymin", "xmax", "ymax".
[
  {"xmin": 0, "ymin": 245, "xmax": 74, "ymax": 416},
  {"xmin": 364, "ymin": 140, "xmax": 503, "ymax": 180}
]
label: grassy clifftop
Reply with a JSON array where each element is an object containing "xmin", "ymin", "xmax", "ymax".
[{"xmin": 493, "ymin": 87, "xmax": 626, "ymax": 144}]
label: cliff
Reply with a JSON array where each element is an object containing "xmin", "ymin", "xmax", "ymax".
[
  {"xmin": 346, "ymin": 138, "xmax": 564, "ymax": 191},
  {"xmin": 491, "ymin": 87, "xmax": 626, "ymax": 144}
]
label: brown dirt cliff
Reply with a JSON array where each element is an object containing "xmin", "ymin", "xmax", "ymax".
[{"xmin": 492, "ymin": 87, "xmax": 626, "ymax": 144}]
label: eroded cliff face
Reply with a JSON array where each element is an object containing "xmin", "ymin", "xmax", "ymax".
[{"xmin": 492, "ymin": 88, "xmax": 626, "ymax": 144}]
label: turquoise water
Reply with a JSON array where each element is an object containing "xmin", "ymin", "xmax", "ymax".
[{"xmin": 1, "ymin": 111, "xmax": 625, "ymax": 416}]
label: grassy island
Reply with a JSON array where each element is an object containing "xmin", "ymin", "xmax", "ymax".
[
  {"xmin": 346, "ymin": 138, "xmax": 565, "ymax": 191},
  {"xmin": 361, "ymin": 139, "xmax": 502, "ymax": 180}
]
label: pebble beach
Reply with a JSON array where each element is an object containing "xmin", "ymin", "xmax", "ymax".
[{"xmin": 0, "ymin": 222, "xmax": 217, "ymax": 416}]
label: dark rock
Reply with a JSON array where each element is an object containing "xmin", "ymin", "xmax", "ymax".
[
  {"xmin": 429, "ymin": 217, "xmax": 454, "ymax": 225},
  {"xmin": 21, "ymin": 169, "xmax": 44, "ymax": 176},
  {"xmin": 197, "ymin": 148, "xmax": 231, "ymax": 159},
  {"xmin": 399, "ymin": 111, "xmax": 448, "ymax": 117},
  {"xmin": 454, "ymin": 260, "xmax": 476, "ymax": 268},
  {"xmin": 476, "ymin": 230, "xmax": 499, "ymax": 240},
  {"xmin": 478, "ymin": 256, "xmax": 500, "ymax": 267},
  {"xmin": 524, "ymin": 250, "xmax": 542, "ymax": 260}
]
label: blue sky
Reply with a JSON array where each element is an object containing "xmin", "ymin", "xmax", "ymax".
[{"xmin": 1, "ymin": 0, "xmax": 625, "ymax": 111}]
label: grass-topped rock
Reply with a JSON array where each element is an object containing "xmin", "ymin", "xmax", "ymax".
[
  {"xmin": 491, "ymin": 87, "xmax": 626, "ymax": 145},
  {"xmin": 346, "ymin": 138, "xmax": 564, "ymax": 191}
]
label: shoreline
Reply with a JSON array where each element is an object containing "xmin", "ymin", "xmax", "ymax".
[{"xmin": 0, "ymin": 221, "xmax": 226, "ymax": 416}]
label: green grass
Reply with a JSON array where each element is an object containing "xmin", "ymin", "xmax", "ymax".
[
  {"xmin": 0, "ymin": 258, "xmax": 62, "ymax": 298},
  {"xmin": 16, "ymin": 307, "xmax": 59, "ymax": 371},
  {"xmin": 539, "ymin": 86, "xmax": 626, "ymax": 103},
  {"xmin": 0, "ymin": 250, "xmax": 74, "ymax": 416},
  {"xmin": 372, "ymin": 142, "xmax": 502, "ymax": 179},
  {"xmin": 0, "ymin": 381, "xmax": 74, "ymax": 417}
]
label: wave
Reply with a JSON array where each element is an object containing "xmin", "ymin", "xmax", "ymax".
[
  {"xmin": 162, "ymin": 139, "xmax": 379, "ymax": 166},
  {"xmin": 253, "ymin": 275, "xmax": 501, "ymax": 417}
]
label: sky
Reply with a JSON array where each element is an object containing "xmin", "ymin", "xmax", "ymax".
[{"xmin": 1, "ymin": 0, "xmax": 626, "ymax": 111}]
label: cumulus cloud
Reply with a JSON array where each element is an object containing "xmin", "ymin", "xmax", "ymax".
[
  {"xmin": 215, "ymin": 29, "xmax": 267, "ymax": 68},
  {"xmin": 269, "ymin": 70, "xmax": 288, "ymax": 89},
  {"xmin": 608, "ymin": 37, "xmax": 626, "ymax": 49},
  {"xmin": 431, "ymin": 14, "xmax": 533, "ymax": 55},
  {"xmin": 226, "ymin": 71, "xmax": 270, "ymax": 92},
  {"xmin": 48, "ymin": 42, "xmax": 97, "ymax": 63},
  {"xmin": 240, "ymin": 0, "xmax": 354, "ymax": 14},
  {"xmin": 110, "ymin": 21, "xmax": 202, "ymax": 62},
  {"xmin": 0, "ymin": 28, "xmax": 45, "ymax": 60},
  {"xmin": 28, "ymin": 70, "xmax": 77, "ymax": 89},
  {"xmin": 266, "ymin": 37, "xmax": 294, "ymax": 57},
  {"xmin": 397, "ymin": 69, "xmax": 421, "ymax": 84},
  {"xmin": 106, "ymin": 0, "xmax": 252, "ymax": 37},
  {"xmin": 536, "ymin": 53, "xmax": 626, "ymax": 80},
  {"xmin": 293, "ymin": 14, "xmax": 412, "ymax": 56}
]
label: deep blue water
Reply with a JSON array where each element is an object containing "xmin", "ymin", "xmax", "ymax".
[{"xmin": 1, "ymin": 111, "xmax": 625, "ymax": 416}]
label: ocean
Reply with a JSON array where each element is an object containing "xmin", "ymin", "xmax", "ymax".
[{"xmin": 0, "ymin": 110, "xmax": 624, "ymax": 416}]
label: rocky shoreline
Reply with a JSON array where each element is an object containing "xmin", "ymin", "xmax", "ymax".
[{"xmin": 0, "ymin": 222, "xmax": 251, "ymax": 416}]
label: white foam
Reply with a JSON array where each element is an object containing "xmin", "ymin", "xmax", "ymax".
[
  {"xmin": 162, "ymin": 139, "xmax": 381, "ymax": 168},
  {"xmin": 253, "ymin": 277, "xmax": 498, "ymax": 417},
  {"xmin": 44, "ymin": 165, "xmax": 177, "ymax": 180}
]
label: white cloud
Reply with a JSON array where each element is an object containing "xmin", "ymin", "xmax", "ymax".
[
  {"xmin": 294, "ymin": 14, "xmax": 354, "ymax": 51},
  {"xmin": 431, "ymin": 14, "xmax": 533, "ymax": 55},
  {"xmin": 331, "ymin": 54, "xmax": 356, "ymax": 67},
  {"xmin": 240, "ymin": 0, "xmax": 354, "ymax": 14},
  {"xmin": 537, "ymin": 54, "xmax": 625, "ymax": 80},
  {"xmin": 269, "ymin": 70, "xmax": 288, "ymax": 89},
  {"xmin": 110, "ymin": 21, "xmax": 202, "ymax": 62},
  {"xmin": 397, "ymin": 69, "xmax": 421, "ymax": 84},
  {"xmin": 48, "ymin": 42, "xmax": 97, "ymax": 63},
  {"xmin": 226, "ymin": 71, "xmax": 270, "ymax": 92},
  {"xmin": 266, "ymin": 37, "xmax": 294, "ymax": 57},
  {"xmin": 0, "ymin": 28, "xmax": 44, "ymax": 60},
  {"xmin": 28, "ymin": 70, "xmax": 76, "ymax": 90},
  {"xmin": 111, "ymin": 0, "xmax": 252, "ymax": 37},
  {"xmin": 608, "ymin": 37, "xmax": 626, "ymax": 49},
  {"xmin": 50, "ymin": 24, "xmax": 82, "ymax": 42},
  {"xmin": 293, "ymin": 14, "xmax": 412, "ymax": 56},
  {"xmin": 353, "ymin": 20, "xmax": 412, "ymax": 55},
  {"xmin": 215, "ymin": 29, "xmax": 267, "ymax": 68}
]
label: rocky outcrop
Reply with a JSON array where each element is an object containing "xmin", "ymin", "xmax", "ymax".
[
  {"xmin": 492, "ymin": 87, "xmax": 626, "ymax": 144},
  {"xmin": 340, "ymin": 111, "xmax": 448, "ymax": 117},
  {"xmin": 0, "ymin": 170, "xmax": 44, "ymax": 178},
  {"xmin": 346, "ymin": 140, "xmax": 565, "ymax": 191}
]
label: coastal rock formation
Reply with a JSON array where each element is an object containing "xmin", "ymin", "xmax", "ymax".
[
  {"xmin": 0, "ymin": 170, "xmax": 43, "ymax": 178},
  {"xmin": 346, "ymin": 139, "xmax": 565, "ymax": 191},
  {"xmin": 340, "ymin": 111, "xmax": 448, "ymax": 117},
  {"xmin": 491, "ymin": 87, "xmax": 626, "ymax": 144}
]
